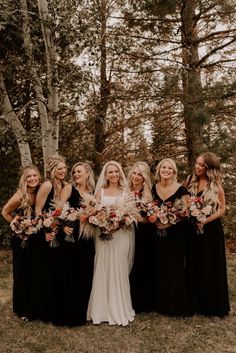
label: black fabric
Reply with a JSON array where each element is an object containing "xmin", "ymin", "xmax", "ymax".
[
  {"xmin": 188, "ymin": 190, "xmax": 230, "ymax": 317},
  {"xmin": 149, "ymin": 185, "xmax": 194, "ymax": 316}
]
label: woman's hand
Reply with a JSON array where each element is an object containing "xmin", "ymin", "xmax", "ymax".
[
  {"xmin": 196, "ymin": 221, "xmax": 205, "ymax": 230},
  {"xmin": 45, "ymin": 231, "xmax": 56, "ymax": 242},
  {"xmin": 157, "ymin": 223, "xmax": 171, "ymax": 229},
  {"xmin": 63, "ymin": 226, "xmax": 73, "ymax": 236}
]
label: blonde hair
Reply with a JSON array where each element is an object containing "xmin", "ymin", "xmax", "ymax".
[
  {"xmin": 71, "ymin": 162, "xmax": 95, "ymax": 193},
  {"xmin": 127, "ymin": 161, "xmax": 152, "ymax": 201},
  {"xmin": 155, "ymin": 158, "xmax": 178, "ymax": 182},
  {"xmin": 188, "ymin": 152, "xmax": 222, "ymax": 211},
  {"xmin": 18, "ymin": 165, "xmax": 41, "ymax": 216},
  {"xmin": 45, "ymin": 155, "xmax": 67, "ymax": 201},
  {"xmin": 95, "ymin": 161, "xmax": 128, "ymax": 195}
]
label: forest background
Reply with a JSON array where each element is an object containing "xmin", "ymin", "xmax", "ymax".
[{"xmin": 0, "ymin": 0, "xmax": 236, "ymax": 248}]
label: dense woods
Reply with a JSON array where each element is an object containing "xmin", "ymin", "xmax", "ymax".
[{"xmin": 0, "ymin": 0, "xmax": 236, "ymax": 246}]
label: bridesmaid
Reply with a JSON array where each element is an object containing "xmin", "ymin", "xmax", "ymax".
[
  {"xmin": 128, "ymin": 161, "xmax": 156, "ymax": 313},
  {"xmin": 58, "ymin": 162, "xmax": 95, "ymax": 326},
  {"xmin": 2, "ymin": 165, "xmax": 41, "ymax": 321},
  {"xmin": 151, "ymin": 158, "xmax": 193, "ymax": 316},
  {"xmin": 185, "ymin": 152, "xmax": 230, "ymax": 317},
  {"xmin": 87, "ymin": 161, "xmax": 135, "ymax": 326},
  {"xmin": 31, "ymin": 155, "xmax": 67, "ymax": 323}
]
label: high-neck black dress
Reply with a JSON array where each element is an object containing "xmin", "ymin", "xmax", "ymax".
[{"xmin": 151, "ymin": 185, "xmax": 193, "ymax": 316}]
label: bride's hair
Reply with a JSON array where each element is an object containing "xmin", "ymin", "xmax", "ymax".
[
  {"xmin": 71, "ymin": 162, "xmax": 95, "ymax": 193},
  {"xmin": 155, "ymin": 158, "xmax": 178, "ymax": 182},
  {"xmin": 127, "ymin": 161, "xmax": 152, "ymax": 201},
  {"xmin": 18, "ymin": 165, "xmax": 41, "ymax": 216},
  {"xmin": 95, "ymin": 161, "xmax": 128, "ymax": 195}
]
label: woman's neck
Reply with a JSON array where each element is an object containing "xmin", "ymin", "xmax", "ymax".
[
  {"xmin": 76, "ymin": 183, "xmax": 88, "ymax": 194},
  {"xmin": 131, "ymin": 183, "xmax": 143, "ymax": 192},
  {"xmin": 159, "ymin": 179, "xmax": 174, "ymax": 188},
  {"xmin": 27, "ymin": 186, "xmax": 37, "ymax": 194}
]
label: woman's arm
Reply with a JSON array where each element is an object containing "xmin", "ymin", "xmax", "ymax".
[
  {"xmin": 35, "ymin": 180, "xmax": 52, "ymax": 215},
  {"xmin": 95, "ymin": 190, "xmax": 101, "ymax": 202},
  {"xmin": 2, "ymin": 191, "xmax": 22, "ymax": 223},
  {"xmin": 60, "ymin": 184, "xmax": 72, "ymax": 204},
  {"xmin": 59, "ymin": 184, "xmax": 73, "ymax": 236}
]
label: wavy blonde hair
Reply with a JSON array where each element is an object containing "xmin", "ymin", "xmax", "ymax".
[
  {"xmin": 155, "ymin": 158, "xmax": 178, "ymax": 182},
  {"xmin": 45, "ymin": 155, "xmax": 67, "ymax": 201},
  {"xmin": 127, "ymin": 161, "xmax": 152, "ymax": 201},
  {"xmin": 71, "ymin": 162, "xmax": 95, "ymax": 193},
  {"xmin": 18, "ymin": 165, "xmax": 41, "ymax": 216},
  {"xmin": 188, "ymin": 152, "xmax": 222, "ymax": 210},
  {"xmin": 95, "ymin": 161, "xmax": 128, "ymax": 195}
]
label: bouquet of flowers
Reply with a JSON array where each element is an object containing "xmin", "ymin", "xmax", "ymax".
[
  {"xmin": 80, "ymin": 197, "xmax": 141, "ymax": 241},
  {"xmin": 189, "ymin": 196, "xmax": 212, "ymax": 234},
  {"xmin": 152, "ymin": 199, "xmax": 189, "ymax": 237},
  {"xmin": 135, "ymin": 200, "xmax": 161, "ymax": 223},
  {"xmin": 58, "ymin": 202, "xmax": 80, "ymax": 242},
  {"xmin": 10, "ymin": 215, "xmax": 43, "ymax": 248},
  {"xmin": 42, "ymin": 208, "xmax": 62, "ymax": 247}
]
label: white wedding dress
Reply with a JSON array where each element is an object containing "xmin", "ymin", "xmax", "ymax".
[{"xmin": 87, "ymin": 190, "xmax": 135, "ymax": 326}]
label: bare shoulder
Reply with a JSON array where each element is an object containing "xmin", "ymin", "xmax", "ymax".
[
  {"xmin": 40, "ymin": 180, "xmax": 53, "ymax": 192},
  {"xmin": 63, "ymin": 183, "xmax": 72, "ymax": 192}
]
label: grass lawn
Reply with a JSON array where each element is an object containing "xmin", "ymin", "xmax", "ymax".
[{"xmin": 0, "ymin": 248, "xmax": 235, "ymax": 353}]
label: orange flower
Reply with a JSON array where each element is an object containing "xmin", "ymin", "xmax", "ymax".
[
  {"xmin": 80, "ymin": 215, "xmax": 88, "ymax": 223},
  {"xmin": 149, "ymin": 214, "xmax": 157, "ymax": 223}
]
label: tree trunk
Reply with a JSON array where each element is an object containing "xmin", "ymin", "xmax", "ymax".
[
  {"xmin": 180, "ymin": 0, "xmax": 206, "ymax": 167},
  {"xmin": 0, "ymin": 70, "xmax": 32, "ymax": 166},
  {"xmin": 37, "ymin": 0, "xmax": 59, "ymax": 155},
  {"xmin": 20, "ymin": 0, "xmax": 59, "ymax": 167},
  {"xmin": 94, "ymin": 0, "xmax": 110, "ymax": 173}
]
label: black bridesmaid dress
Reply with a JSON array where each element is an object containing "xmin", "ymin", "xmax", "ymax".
[
  {"xmin": 151, "ymin": 185, "xmax": 193, "ymax": 316},
  {"xmin": 55, "ymin": 186, "xmax": 95, "ymax": 326},
  {"xmin": 129, "ymin": 196, "xmax": 156, "ymax": 312},
  {"xmin": 11, "ymin": 209, "xmax": 34, "ymax": 319},
  {"xmin": 31, "ymin": 185, "xmax": 63, "ymax": 322},
  {"xmin": 189, "ymin": 191, "xmax": 230, "ymax": 317}
]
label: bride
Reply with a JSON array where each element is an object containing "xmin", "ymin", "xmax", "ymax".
[{"xmin": 87, "ymin": 161, "xmax": 135, "ymax": 326}]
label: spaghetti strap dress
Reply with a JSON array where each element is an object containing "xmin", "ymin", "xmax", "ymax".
[
  {"xmin": 31, "ymin": 185, "xmax": 63, "ymax": 322},
  {"xmin": 11, "ymin": 207, "xmax": 34, "ymax": 318}
]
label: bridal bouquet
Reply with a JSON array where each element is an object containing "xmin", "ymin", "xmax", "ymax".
[
  {"xmin": 42, "ymin": 208, "xmax": 62, "ymax": 247},
  {"xmin": 189, "ymin": 196, "xmax": 212, "ymax": 234},
  {"xmin": 58, "ymin": 202, "xmax": 80, "ymax": 242},
  {"xmin": 80, "ymin": 197, "xmax": 141, "ymax": 241},
  {"xmin": 10, "ymin": 215, "xmax": 43, "ymax": 248}
]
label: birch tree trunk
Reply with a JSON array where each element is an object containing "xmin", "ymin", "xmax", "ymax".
[
  {"xmin": 20, "ymin": 0, "xmax": 59, "ymax": 165},
  {"xmin": 0, "ymin": 69, "xmax": 32, "ymax": 166}
]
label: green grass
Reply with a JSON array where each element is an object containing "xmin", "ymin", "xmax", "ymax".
[{"xmin": 0, "ymin": 250, "xmax": 236, "ymax": 353}]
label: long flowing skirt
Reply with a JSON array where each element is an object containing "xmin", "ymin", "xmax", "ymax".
[{"xmin": 87, "ymin": 228, "xmax": 135, "ymax": 326}]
